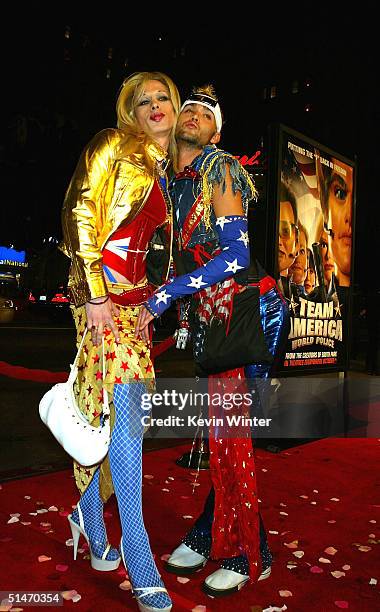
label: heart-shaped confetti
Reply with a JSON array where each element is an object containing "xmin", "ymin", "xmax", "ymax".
[
  {"xmin": 7, "ymin": 517, "xmax": 19, "ymax": 524},
  {"xmin": 293, "ymin": 551, "xmax": 304, "ymax": 558},
  {"xmin": 334, "ymin": 601, "xmax": 348, "ymax": 608},
  {"xmin": 161, "ymin": 488, "xmax": 170, "ymax": 492},
  {"xmin": 269, "ymin": 530, "xmax": 279, "ymax": 535},
  {"xmin": 310, "ymin": 566, "xmax": 324, "ymax": 573},
  {"xmin": 358, "ymin": 546, "xmax": 372, "ymax": 552},
  {"xmin": 61, "ymin": 590, "xmax": 81, "ymax": 602},
  {"xmin": 325, "ymin": 547, "xmax": 338, "ymax": 555},
  {"xmin": 177, "ymin": 576, "xmax": 190, "ymax": 584},
  {"xmin": 330, "ymin": 498, "xmax": 340, "ymax": 502},
  {"xmin": 284, "ymin": 540, "xmax": 298, "ymax": 549},
  {"xmin": 56, "ymin": 564, "xmax": 68, "ymax": 572},
  {"xmin": 10, "ymin": 513, "xmax": 20, "ymax": 518},
  {"xmin": 342, "ymin": 565, "xmax": 351, "ymax": 571},
  {"xmin": 369, "ymin": 578, "xmax": 377, "ymax": 585},
  {"xmin": 279, "ymin": 590, "xmax": 293, "ymax": 597},
  {"xmin": 144, "ymin": 474, "xmax": 154, "ymax": 479},
  {"xmin": 191, "ymin": 606, "xmax": 207, "ymax": 612},
  {"xmin": 24, "ymin": 495, "xmax": 31, "ymax": 499},
  {"xmin": 119, "ymin": 580, "xmax": 132, "ymax": 590},
  {"xmin": 38, "ymin": 555, "xmax": 52, "ymax": 562},
  {"xmin": 160, "ymin": 554, "xmax": 171, "ymax": 561},
  {"xmin": 48, "ymin": 506, "xmax": 58, "ymax": 512},
  {"xmin": 279, "ymin": 512, "xmax": 289, "ymax": 516},
  {"xmin": 319, "ymin": 557, "xmax": 331, "ymax": 564},
  {"xmin": 328, "ymin": 520, "xmax": 337, "ymax": 524},
  {"xmin": 20, "ymin": 521, "xmax": 31, "ymax": 526},
  {"xmin": 183, "ymin": 515, "xmax": 194, "ymax": 519},
  {"xmin": 331, "ymin": 571, "xmax": 346, "ymax": 578}
]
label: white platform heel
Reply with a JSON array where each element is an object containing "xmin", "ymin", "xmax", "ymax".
[{"xmin": 67, "ymin": 503, "xmax": 121, "ymax": 571}]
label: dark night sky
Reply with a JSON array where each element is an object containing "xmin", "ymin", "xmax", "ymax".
[{"xmin": 2, "ymin": 10, "xmax": 378, "ymax": 287}]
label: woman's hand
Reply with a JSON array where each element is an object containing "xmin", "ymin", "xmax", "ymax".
[
  {"xmin": 135, "ymin": 306, "xmax": 154, "ymax": 343},
  {"xmin": 85, "ymin": 297, "xmax": 120, "ymax": 346}
]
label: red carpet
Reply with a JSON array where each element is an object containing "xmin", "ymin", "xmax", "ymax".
[{"xmin": 0, "ymin": 439, "xmax": 379, "ymax": 611}]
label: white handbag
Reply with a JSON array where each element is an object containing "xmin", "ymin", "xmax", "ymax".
[{"xmin": 39, "ymin": 332, "xmax": 111, "ymax": 467}]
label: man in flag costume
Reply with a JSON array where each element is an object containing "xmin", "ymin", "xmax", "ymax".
[{"xmin": 138, "ymin": 86, "xmax": 287, "ymax": 597}]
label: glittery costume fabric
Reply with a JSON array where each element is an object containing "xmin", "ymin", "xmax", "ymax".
[{"xmin": 182, "ymin": 287, "xmax": 287, "ymax": 577}]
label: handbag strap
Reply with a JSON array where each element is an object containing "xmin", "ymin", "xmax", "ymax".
[{"xmin": 67, "ymin": 331, "xmax": 110, "ymax": 417}]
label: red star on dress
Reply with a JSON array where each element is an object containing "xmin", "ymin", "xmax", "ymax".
[
  {"xmin": 114, "ymin": 376, "xmax": 122, "ymax": 384},
  {"xmin": 115, "ymin": 317, "xmax": 123, "ymax": 326},
  {"xmin": 104, "ymin": 328, "xmax": 112, "ymax": 337},
  {"xmin": 139, "ymin": 349, "xmax": 147, "ymax": 359},
  {"xmin": 93, "ymin": 410, "xmax": 101, "ymax": 418},
  {"xmin": 86, "ymin": 385, "xmax": 93, "ymax": 395},
  {"xmin": 145, "ymin": 363, "xmax": 153, "ymax": 373},
  {"xmin": 108, "ymin": 351, "xmax": 116, "ymax": 361},
  {"xmin": 121, "ymin": 361, "xmax": 129, "ymax": 371},
  {"xmin": 95, "ymin": 370, "xmax": 102, "ymax": 380},
  {"xmin": 127, "ymin": 348, "xmax": 133, "ymax": 357},
  {"xmin": 84, "ymin": 345, "xmax": 89, "ymax": 354},
  {"xmin": 97, "ymin": 390, "xmax": 104, "ymax": 403},
  {"xmin": 133, "ymin": 373, "xmax": 140, "ymax": 380},
  {"xmin": 92, "ymin": 354, "xmax": 100, "ymax": 364}
]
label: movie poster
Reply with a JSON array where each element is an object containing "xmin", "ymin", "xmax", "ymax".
[{"xmin": 275, "ymin": 126, "xmax": 355, "ymax": 372}]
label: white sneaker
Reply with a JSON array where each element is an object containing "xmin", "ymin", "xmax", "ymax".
[
  {"xmin": 165, "ymin": 543, "xmax": 208, "ymax": 575},
  {"xmin": 203, "ymin": 568, "xmax": 249, "ymax": 597}
]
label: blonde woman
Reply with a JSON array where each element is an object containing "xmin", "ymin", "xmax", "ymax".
[{"xmin": 61, "ymin": 71, "xmax": 180, "ymax": 612}]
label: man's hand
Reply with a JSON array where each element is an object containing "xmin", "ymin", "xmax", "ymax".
[
  {"xmin": 86, "ymin": 297, "xmax": 120, "ymax": 346},
  {"xmin": 135, "ymin": 306, "xmax": 154, "ymax": 343}
]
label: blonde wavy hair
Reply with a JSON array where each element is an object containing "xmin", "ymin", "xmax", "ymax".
[{"xmin": 116, "ymin": 71, "xmax": 181, "ymax": 170}]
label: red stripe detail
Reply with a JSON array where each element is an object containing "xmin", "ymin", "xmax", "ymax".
[{"xmin": 180, "ymin": 193, "xmax": 204, "ymax": 250}]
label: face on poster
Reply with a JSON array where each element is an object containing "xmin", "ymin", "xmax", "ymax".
[{"xmin": 276, "ymin": 131, "xmax": 355, "ymax": 371}]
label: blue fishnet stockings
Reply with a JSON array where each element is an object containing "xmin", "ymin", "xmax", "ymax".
[
  {"xmin": 110, "ymin": 383, "xmax": 171, "ymax": 610},
  {"xmin": 71, "ymin": 468, "xmax": 120, "ymax": 561}
]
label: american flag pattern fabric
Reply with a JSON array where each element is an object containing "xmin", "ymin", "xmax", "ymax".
[{"xmin": 145, "ymin": 215, "xmax": 250, "ymax": 318}]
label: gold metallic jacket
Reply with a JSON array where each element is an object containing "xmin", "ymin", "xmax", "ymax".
[{"xmin": 60, "ymin": 128, "xmax": 168, "ymax": 306}]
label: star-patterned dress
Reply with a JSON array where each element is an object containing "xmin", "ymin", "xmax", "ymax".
[{"xmin": 72, "ymin": 179, "xmax": 170, "ymax": 495}]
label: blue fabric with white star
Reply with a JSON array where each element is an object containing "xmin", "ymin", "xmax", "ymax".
[{"xmin": 145, "ymin": 215, "xmax": 249, "ymax": 318}]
